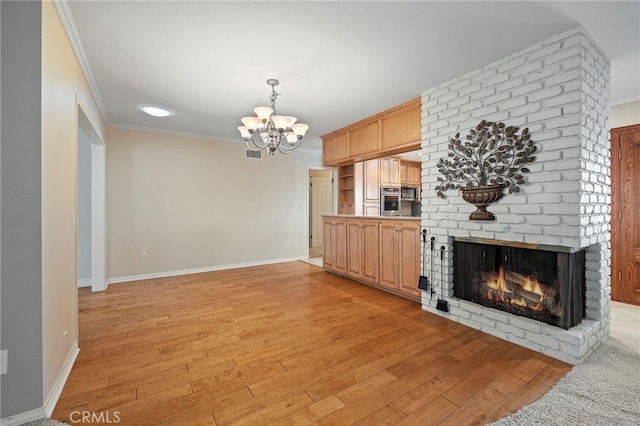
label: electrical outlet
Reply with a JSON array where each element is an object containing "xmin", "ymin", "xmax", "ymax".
[
  {"xmin": 63, "ymin": 330, "xmax": 68, "ymax": 351},
  {"xmin": 284, "ymin": 241, "xmax": 290, "ymax": 248},
  {"xmin": 141, "ymin": 251, "xmax": 148, "ymax": 260},
  {"xmin": 1, "ymin": 349, "xmax": 7, "ymax": 375}
]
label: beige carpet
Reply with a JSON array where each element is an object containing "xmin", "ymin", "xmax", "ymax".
[{"xmin": 489, "ymin": 340, "xmax": 640, "ymax": 426}]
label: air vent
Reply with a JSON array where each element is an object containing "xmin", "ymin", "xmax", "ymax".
[{"xmin": 245, "ymin": 150, "xmax": 262, "ymax": 160}]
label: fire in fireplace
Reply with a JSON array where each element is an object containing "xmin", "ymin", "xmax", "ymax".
[{"xmin": 453, "ymin": 239, "xmax": 586, "ymax": 329}]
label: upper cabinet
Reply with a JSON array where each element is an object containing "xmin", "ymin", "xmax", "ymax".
[
  {"xmin": 380, "ymin": 157, "xmax": 401, "ymax": 187},
  {"xmin": 400, "ymin": 161, "xmax": 421, "ymax": 186},
  {"xmin": 321, "ymin": 98, "xmax": 421, "ymax": 167},
  {"xmin": 380, "ymin": 101, "xmax": 422, "ymax": 151},
  {"xmin": 322, "ymin": 132, "xmax": 348, "ymax": 166},
  {"xmin": 349, "ymin": 121, "xmax": 380, "ymax": 158}
]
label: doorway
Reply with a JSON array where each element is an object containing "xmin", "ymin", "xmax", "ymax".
[
  {"xmin": 610, "ymin": 124, "xmax": 640, "ymax": 305},
  {"xmin": 77, "ymin": 106, "xmax": 106, "ymax": 292},
  {"xmin": 308, "ymin": 169, "xmax": 333, "ymax": 262}
]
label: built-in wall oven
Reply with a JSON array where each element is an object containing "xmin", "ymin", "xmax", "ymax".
[{"xmin": 380, "ymin": 187, "xmax": 401, "ymax": 216}]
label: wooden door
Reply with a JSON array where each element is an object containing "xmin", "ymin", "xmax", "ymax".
[
  {"xmin": 310, "ymin": 175, "xmax": 332, "ymax": 249},
  {"xmin": 611, "ymin": 125, "xmax": 640, "ymax": 305}
]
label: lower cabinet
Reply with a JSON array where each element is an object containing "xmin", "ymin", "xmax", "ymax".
[
  {"xmin": 323, "ymin": 218, "xmax": 347, "ymax": 274},
  {"xmin": 379, "ymin": 220, "xmax": 421, "ymax": 297},
  {"xmin": 323, "ymin": 216, "xmax": 420, "ymax": 301},
  {"xmin": 346, "ymin": 219, "xmax": 379, "ymax": 283}
]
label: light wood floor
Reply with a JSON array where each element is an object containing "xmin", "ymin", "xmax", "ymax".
[{"xmin": 53, "ymin": 261, "xmax": 571, "ymax": 425}]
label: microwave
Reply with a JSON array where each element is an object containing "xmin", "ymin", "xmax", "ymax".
[{"xmin": 401, "ymin": 186, "xmax": 420, "ymax": 201}]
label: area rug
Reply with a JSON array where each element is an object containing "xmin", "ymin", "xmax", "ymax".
[
  {"xmin": 489, "ymin": 341, "xmax": 640, "ymax": 426},
  {"xmin": 19, "ymin": 420, "xmax": 70, "ymax": 426}
]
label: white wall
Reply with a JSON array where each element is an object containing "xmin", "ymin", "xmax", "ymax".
[
  {"xmin": 77, "ymin": 128, "xmax": 92, "ymax": 284},
  {"xmin": 41, "ymin": 0, "xmax": 106, "ymax": 417},
  {"xmin": 106, "ymin": 127, "xmax": 322, "ymax": 281},
  {"xmin": 611, "ymin": 100, "xmax": 640, "ymax": 128}
]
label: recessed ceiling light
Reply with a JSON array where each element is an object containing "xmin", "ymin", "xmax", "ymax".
[{"xmin": 140, "ymin": 105, "xmax": 172, "ymax": 117}]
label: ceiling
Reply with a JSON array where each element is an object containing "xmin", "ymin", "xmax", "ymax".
[{"xmin": 59, "ymin": 1, "xmax": 640, "ymax": 152}]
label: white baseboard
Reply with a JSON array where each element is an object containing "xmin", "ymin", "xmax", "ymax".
[
  {"xmin": 44, "ymin": 342, "xmax": 79, "ymax": 417},
  {"xmin": 77, "ymin": 278, "xmax": 92, "ymax": 288},
  {"xmin": 107, "ymin": 257, "xmax": 303, "ymax": 285},
  {"xmin": 0, "ymin": 406, "xmax": 47, "ymax": 426}
]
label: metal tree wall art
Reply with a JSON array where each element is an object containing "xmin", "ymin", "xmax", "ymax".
[{"xmin": 435, "ymin": 120, "xmax": 537, "ymax": 220}]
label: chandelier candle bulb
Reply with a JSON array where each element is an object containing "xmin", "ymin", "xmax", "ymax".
[{"xmin": 238, "ymin": 79, "xmax": 309, "ymax": 155}]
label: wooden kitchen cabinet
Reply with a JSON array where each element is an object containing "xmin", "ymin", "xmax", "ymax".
[
  {"xmin": 380, "ymin": 99, "xmax": 422, "ymax": 151},
  {"xmin": 379, "ymin": 220, "xmax": 421, "ymax": 297},
  {"xmin": 323, "ymin": 218, "xmax": 347, "ymax": 274},
  {"xmin": 401, "ymin": 160, "xmax": 421, "ymax": 186},
  {"xmin": 323, "ymin": 132, "xmax": 348, "ymax": 166},
  {"xmin": 380, "ymin": 157, "xmax": 401, "ymax": 187},
  {"xmin": 354, "ymin": 159, "xmax": 380, "ymax": 216},
  {"xmin": 348, "ymin": 121, "xmax": 380, "ymax": 158},
  {"xmin": 324, "ymin": 216, "xmax": 420, "ymax": 301},
  {"xmin": 322, "ymin": 98, "xmax": 421, "ymax": 166},
  {"xmin": 363, "ymin": 158, "xmax": 380, "ymax": 203},
  {"xmin": 346, "ymin": 219, "xmax": 379, "ymax": 283}
]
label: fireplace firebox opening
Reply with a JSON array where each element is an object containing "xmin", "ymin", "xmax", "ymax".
[{"xmin": 453, "ymin": 239, "xmax": 586, "ymax": 329}]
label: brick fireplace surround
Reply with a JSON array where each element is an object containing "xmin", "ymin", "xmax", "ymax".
[{"xmin": 420, "ymin": 26, "xmax": 610, "ymax": 365}]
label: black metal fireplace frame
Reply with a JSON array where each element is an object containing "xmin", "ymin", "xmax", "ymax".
[{"xmin": 452, "ymin": 238, "xmax": 586, "ymax": 329}]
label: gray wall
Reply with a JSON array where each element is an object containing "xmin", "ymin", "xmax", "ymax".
[{"xmin": 1, "ymin": 0, "xmax": 44, "ymax": 417}]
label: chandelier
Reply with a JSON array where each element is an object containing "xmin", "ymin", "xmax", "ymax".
[{"xmin": 238, "ymin": 79, "xmax": 309, "ymax": 155}]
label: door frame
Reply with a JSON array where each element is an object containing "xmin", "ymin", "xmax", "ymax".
[
  {"xmin": 307, "ymin": 167, "xmax": 336, "ymax": 257},
  {"xmin": 77, "ymin": 104, "xmax": 107, "ymax": 292}
]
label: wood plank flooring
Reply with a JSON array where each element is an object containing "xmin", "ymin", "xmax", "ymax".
[{"xmin": 52, "ymin": 261, "xmax": 571, "ymax": 425}]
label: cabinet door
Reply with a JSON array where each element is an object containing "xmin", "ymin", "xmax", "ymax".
[
  {"xmin": 363, "ymin": 203, "xmax": 380, "ymax": 216},
  {"xmin": 381, "ymin": 100, "xmax": 421, "ymax": 150},
  {"xmin": 381, "ymin": 157, "xmax": 401, "ymax": 187},
  {"xmin": 349, "ymin": 121, "xmax": 380, "ymax": 157},
  {"xmin": 361, "ymin": 220, "xmax": 379, "ymax": 283},
  {"xmin": 333, "ymin": 219, "xmax": 348, "ymax": 273},
  {"xmin": 323, "ymin": 220, "xmax": 336, "ymax": 270},
  {"xmin": 363, "ymin": 158, "xmax": 380, "ymax": 203},
  {"xmin": 347, "ymin": 221, "xmax": 363, "ymax": 277},
  {"xmin": 397, "ymin": 222, "xmax": 421, "ymax": 297},
  {"xmin": 324, "ymin": 219, "xmax": 347, "ymax": 273},
  {"xmin": 408, "ymin": 162, "xmax": 421, "ymax": 185},
  {"xmin": 322, "ymin": 132, "xmax": 348, "ymax": 166},
  {"xmin": 379, "ymin": 222, "xmax": 399, "ymax": 289},
  {"xmin": 401, "ymin": 161, "xmax": 421, "ymax": 186},
  {"xmin": 346, "ymin": 220, "xmax": 379, "ymax": 283}
]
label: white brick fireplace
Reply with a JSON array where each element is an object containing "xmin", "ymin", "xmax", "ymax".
[{"xmin": 420, "ymin": 26, "xmax": 611, "ymax": 365}]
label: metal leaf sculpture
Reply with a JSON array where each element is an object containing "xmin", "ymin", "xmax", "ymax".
[{"xmin": 435, "ymin": 120, "xmax": 537, "ymax": 198}]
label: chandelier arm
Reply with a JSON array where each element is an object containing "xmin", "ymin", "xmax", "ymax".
[
  {"xmin": 277, "ymin": 137, "xmax": 302, "ymax": 154},
  {"xmin": 246, "ymin": 132, "xmax": 268, "ymax": 151}
]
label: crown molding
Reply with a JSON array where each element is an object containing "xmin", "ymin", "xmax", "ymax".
[{"xmin": 52, "ymin": 0, "xmax": 111, "ymax": 124}]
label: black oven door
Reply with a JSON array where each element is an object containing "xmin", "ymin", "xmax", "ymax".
[{"xmin": 381, "ymin": 192, "xmax": 400, "ymax": 215}]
